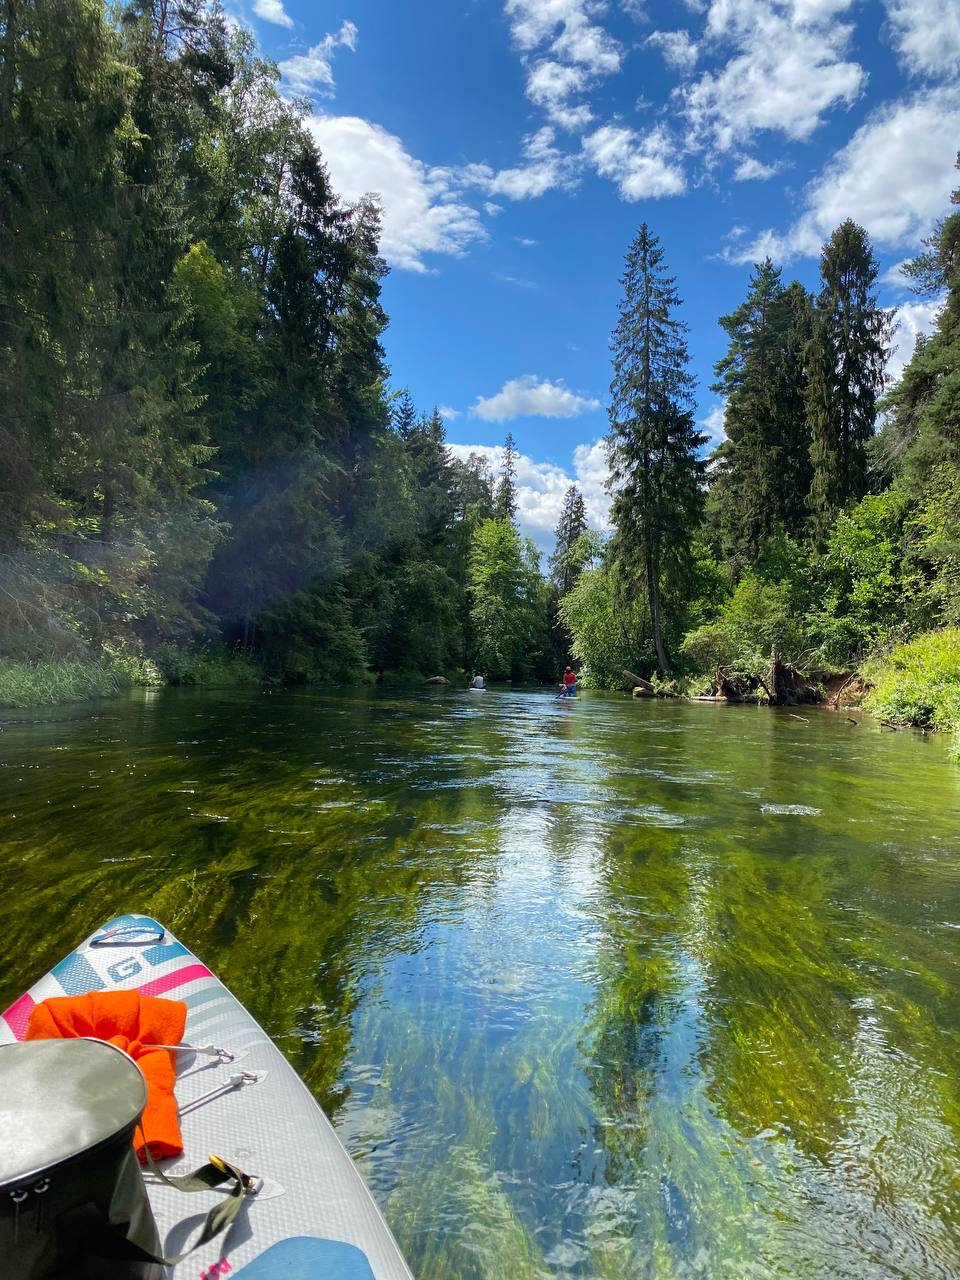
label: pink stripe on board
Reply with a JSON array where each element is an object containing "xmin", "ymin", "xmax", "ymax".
[
  {"xmin": 138, "ymin": 963, "xmax": 213, "ymax": 998},
  {"xmin": 2, "ymin": 992, "xmax": 36, "ymax": 1041}
]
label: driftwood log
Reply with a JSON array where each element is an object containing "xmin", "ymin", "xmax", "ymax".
[{"xmin": 623, "ymin": 669, "xmax": 655, "ymax": 693}]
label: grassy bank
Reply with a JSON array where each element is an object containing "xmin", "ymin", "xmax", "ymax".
[
  {"xmin": 0, "ymin": 649, "xmax": 260, "ymax": 708},
  {"xmin": 0, "ymin": 658, "xmax": 145, "ymax": 707},
  {"xmin": 864, "ymin": 629, "xmax": 960, "ymax": 755}
]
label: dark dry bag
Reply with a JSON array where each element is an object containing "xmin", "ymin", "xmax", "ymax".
[{"xmin": 0, "ymin": 1037, "xmax": 163, "ymax": 1279}]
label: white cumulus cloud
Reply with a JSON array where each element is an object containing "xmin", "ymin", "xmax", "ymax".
[
  {"xmin": 881, "ymin": 258, "xmax": 913, "ymax": 288},
  {"xmin": 462, "ymin": 127, "xmax": 578, "ymax": 200},
  {"xmin": 252, "ymin": 0, "xmax": 293, "ymax": 28},
  {"xmin": 448, "ymin": 438, "xmax": 611, "ymax": 548},
  {"xmin": 438, "ymin": 405, "xmax": 461, "ymax": 420},
  {"xmin": 552, "ymin": 18, "xmax": 622, "ymax": 73},
  {"xmin": 504, "ymin": 0, "xmax": 622, "ymax": 133},
  {"xmin": 471, "ymin": 375, "xmax": 601, "ymax": 422},
  {"xmin": 582, "ymin": 124, "xmax": 686, "ymax": 199},
  {"xmin": 733, "ymin": 156, "xmax": 780, "ymax": 181},
  {"xmin": 570, "ymin": 439, "xmax": 612, "ymax": 527},
  {"xmin": 279, "ymin": 20, "xmax": 358, "ymax": 97},
  {"xmin": 699, "ymin": 401, "xmax": 727, "ymax": 446},
  {"xmin": 684, "ymin": 0, "xmax": 865, "ymax": 150},
  {"xmin": 647, "ymin": 30, "xmax": 699, "ymax": 71},
  {"xmin": 727, "ymin": 86, "xmax": 960, "ymax": 262},
  {"xmin": 884, "ymin": 0, "xmax": 960, "ymax": 77},
  {"xmin": 887, "ymin": 298, "xmax": 944, "ymax": 383},
  {"xmin": 307, "ymin": 116, "xmax": 486, "ymax": 272},
  {"xmin": 525, "ymin": 59, "xmax": 594, "ymax": 128}
]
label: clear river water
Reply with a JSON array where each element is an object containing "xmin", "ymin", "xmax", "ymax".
[{"xmin": 1, "ymin": 687, "xmax": 959, "ymax": 1279}]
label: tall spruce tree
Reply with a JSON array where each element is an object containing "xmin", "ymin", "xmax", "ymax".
[
  {"xmin": 712, "ymin": 261, "xmax": 813, "ymax": 564},
  {"xmin": 771, "ymin": 281, "xmax": 816, "ymax": 534},
  {"xmin": 713, "ymin": 259, "xmax": 782, "ymax": 562},
  {"xmin": 806, "ymin": 220, "xmax": 891, "ymax": 539},
  {"xmin": 392, "ymin": 391, "xmax": 417, "ymax": 439},
  {"xmin": 608, "ymin": 225, "xmax": 706, "ymax": 675},
  {"xmin": 547, "ymin": 484, "xmax": 590, "ymax": 669},
  {"xmin": 549, "ymin": 485, "xmax": 589, "ymax": 596},
  {"xmin": 495, "ymin": 432, "xmax": 519, "ymax": 524}
]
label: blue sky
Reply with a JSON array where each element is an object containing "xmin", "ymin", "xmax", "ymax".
[{"xmin": 236, "ymin": 0, "xmax": 959, "ymax": 548}]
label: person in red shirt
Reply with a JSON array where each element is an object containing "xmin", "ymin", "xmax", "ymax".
[{"xmin": 562, "ymin": 666, "xmax": 577, "ymax": 697}]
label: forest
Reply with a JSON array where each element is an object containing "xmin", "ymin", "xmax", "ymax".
[{"xmin": 1, "ymin": 1, "xmax": 958, "ymax": 749}]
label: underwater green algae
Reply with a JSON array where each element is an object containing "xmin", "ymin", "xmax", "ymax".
[{"xmin": 1, "ymin": 688, "xmax": 959, "ymax": 1278}]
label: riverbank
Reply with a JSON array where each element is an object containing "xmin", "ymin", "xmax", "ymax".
[
  {"xmin": 620, "ymin": 628, "xmax": 960, "ymax": 758},
  {"xmin": 864, "ymin": 629, "xmax": 960, "ymax": 756},
  {"xmin": 0, "ymin": 650, "xmax": 259, "ymax": 708},
  {"xmin": 4, "ymin": 632, "xmax": 959, "ymax": 761}
]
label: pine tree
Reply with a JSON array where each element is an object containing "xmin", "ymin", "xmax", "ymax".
[
  {"xmin": 712, "ymin": 261, "xmax": 813, "ymax": 564},
  {"xmin": 392, "ymin": 391, "xmax": 417, "ymax": 439},
  {"xmin": 806, "ymin": 220, "xmax": 891, "ymax": 539},
  {"xmin": 608, "ymin": 225, "xmax": 706, "ymax": 676},
  {"xmin": 805, "ymin": 313, "xmax": 840, "ymax": 534},
  {"xmin": 549, "ymin": 485, "xmax": 589, "ymax": 596},
  {"xmin": 770, "ymin": 281, "xmax": 815, "ymax": 535},
  {"xmin": 495, "ymin": 432, "xmax": 519, "ymax": 524},
  {"xmin": 408, "ymin": 409, "xmax": 455, "ymax": 547},
  {"xmin": 713, "ymin": 259, "xmax": 785, "ymax": 563}
]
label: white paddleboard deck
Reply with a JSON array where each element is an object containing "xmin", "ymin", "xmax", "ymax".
[{"xmin": 0, "ymin": 914, "xmax": 414, "ymax": 1280}]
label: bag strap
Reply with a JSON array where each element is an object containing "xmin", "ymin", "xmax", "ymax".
[{"xmin": 140, "ymin": 1141, "xmax": 259, "ymax": 1266}]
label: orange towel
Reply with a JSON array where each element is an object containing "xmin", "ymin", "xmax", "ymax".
[{"xmin": 26, "ymin": 989, "xmax": 187, "ymax": 1163}]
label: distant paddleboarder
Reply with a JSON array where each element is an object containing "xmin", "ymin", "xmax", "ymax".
[
  {"xmin": 470, "ymin": 673, "xmax": 485, "ymax": 689},
  {"xmin": 561, "ymin": 666, "xmax": 577, "ymax": 698}
]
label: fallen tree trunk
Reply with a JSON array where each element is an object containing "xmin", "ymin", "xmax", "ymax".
[{"xmin": 623, "ymin": 669, "xmax": 655, "ymax": 693}]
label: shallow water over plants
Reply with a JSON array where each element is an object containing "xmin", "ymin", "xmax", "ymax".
[{"xmin": 1, "ymin": 688, "xmax": 959, "ymax": 1279}]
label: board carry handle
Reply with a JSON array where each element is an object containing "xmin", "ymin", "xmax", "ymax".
[{"xmin": 141, "ymin": 1144, "xmax": 260, "ymax": 1266}]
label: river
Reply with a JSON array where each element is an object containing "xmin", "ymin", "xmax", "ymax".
[{"xmin": 1, "ymin": 687, "xmax": 959, "ymax": 1278}]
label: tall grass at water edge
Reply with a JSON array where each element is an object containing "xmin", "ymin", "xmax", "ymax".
[
  {"xmin": 0, "ymin": 648, "xmax": 260, "ymax": 707},
  {"xmin": 0, "ymin": 657, "xmax": 146, "ymax": 707},
  {"xmin": 864, "ymin": 628, "xmax": 960, "ymax": 757}
]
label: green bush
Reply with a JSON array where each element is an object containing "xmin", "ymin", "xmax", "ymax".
[
  {"xmin": 558, "ymin": 564, "xmax": 648, "ymax": 689},
  {"xmin": 681, "ymin": 573, "xmax": 812, "ymax": 680},
  {"xmin": 864, "ymin": 629, "xmax": 960, "ymax": 735},
  {"xmin": 154, "ymin": 645, "xmax": 260, "ymax": 687},
  {"xmin": 807, "ymin": 490, "xmax": 927, "ymax": 665}
]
